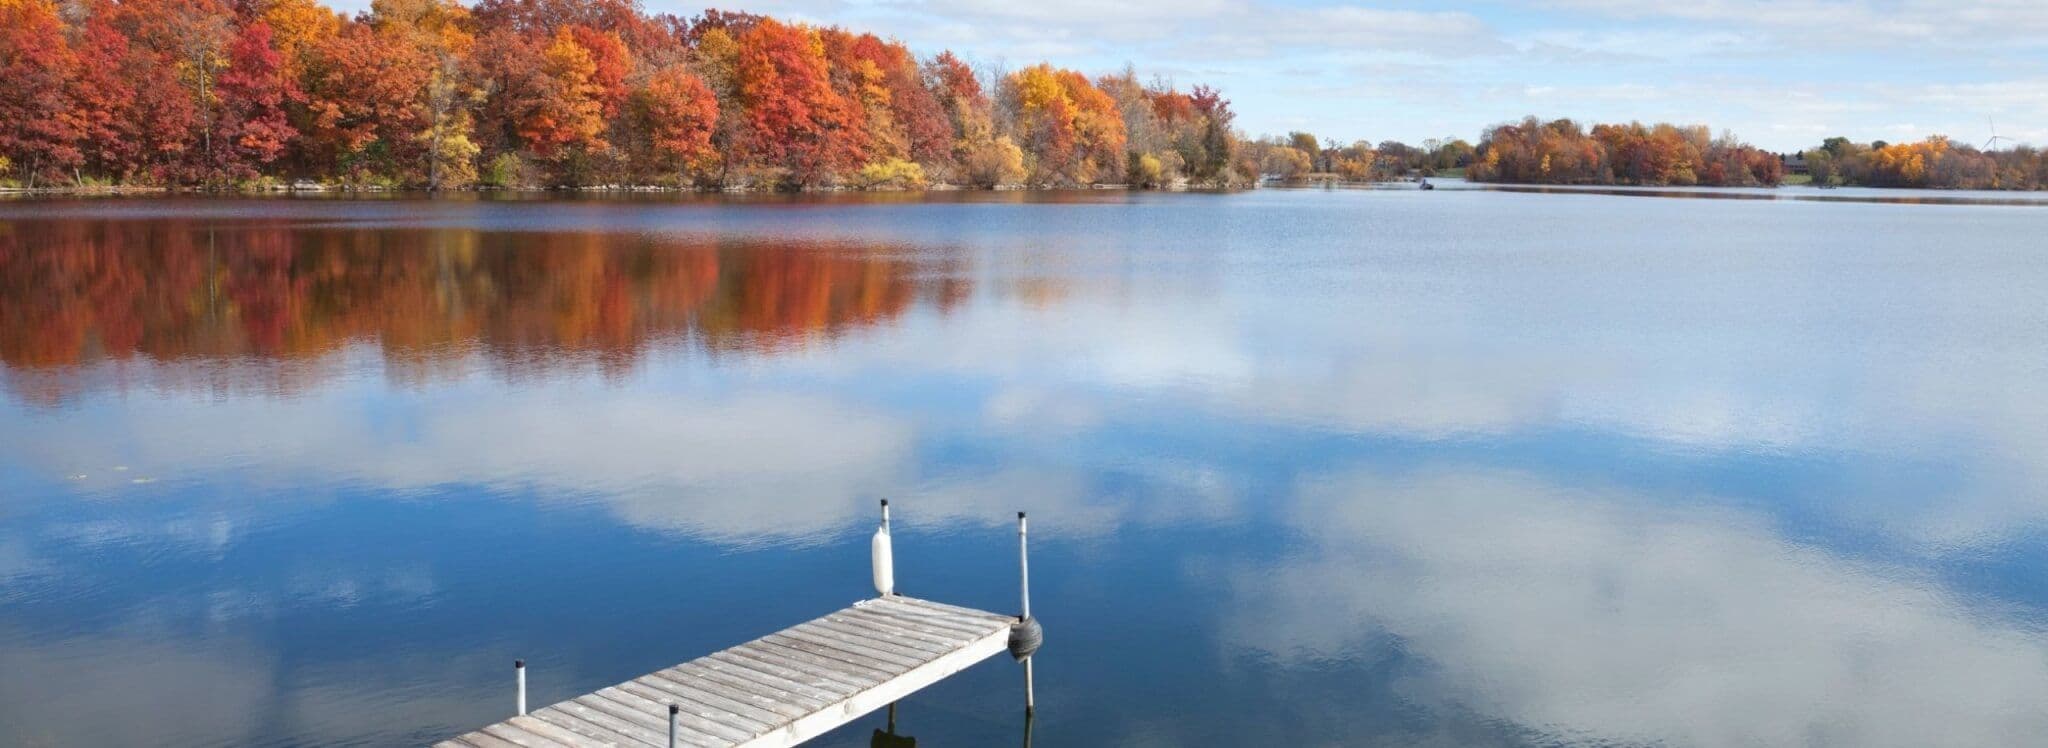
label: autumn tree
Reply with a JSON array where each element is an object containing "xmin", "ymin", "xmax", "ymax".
[
  {"xmin": 300, "ymin": 21, "xmax": 431, "ymax": 181},
  {"xmin": 416, "ymin": 64, "xmax": 482, "ymax": 188},
  {"xmin": 631, "ymin": 65, "xmax": 719, "ymax": 184},
  {"xmin": 1099, "ymin": 68, "xmax": 1180, "ymax": 186},
  {"xmin": 255, "ymin": 0, "xmax": 340, "ymax": 79},
  {"xmin": 1286, "ymin": 132, "xmax": 1321, "ymax": 171},
  {"xmin": 1002, "ymin": 64, "xmax": 1125, "ymax": 184},
  {"xmin": 686, "ymin": 24, "xmax": 747, "ymax": 183},
  {"xmin": 923, "ymin": 50, "xmax": 1019, "ymax": 185},
  {"xmin": 113, "ymin": 0, "xmax": 237, "ymax": 182},
  {"xmin": 371, "ymin": 0, "xmax": 478, "ymax": 188},
  {"xmin": 67, "ymin": 18, "xmax": 146, "ymax": 179},
  {"xmin": 203, "ymin": 21, "xmax": 299, "ymax": 183},
  {"xmin": 98, "ymin": 13, "xmax": 202, "ymax": 182},
  {"xmin": 1262, "ymin": 143, "xmax": 1312, "ymax": 179},
  {"xmin": 885, "ymin": 49, "xmax": 950, "ymax": 169},
  {"xmin": 490, "ymin": 25, "xmax": 609, "ymax": 177},
  {"xmin": 1186, "ymin": 85, "xmax": 1236, "ymax": 181},
  {"xmin": 568, "ymin": 27, "xmax": 630, "ymax": 118},
  {"xmin": 0, "ymin": 0, "xmax": 82, "ymax": 186},
  {"xmin": 818, "ymin": 29, "xmax": 903, "ymax": 163},
  {"xmin": 734, "ymin": 18, "xmax": 863, "ymax": 186},
  {"xmin": 1330, "ymin": 142, "xmax": 1375, "ymax": 180}
]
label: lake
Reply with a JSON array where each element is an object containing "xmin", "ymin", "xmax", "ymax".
[{"xmin": 4, "ymin": 186, "xmax": 2047, "ymax": 747}]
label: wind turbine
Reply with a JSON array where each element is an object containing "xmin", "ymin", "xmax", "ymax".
[{"xmin": 1984, "ymin": 117, "xmax": 2013, "ymax": 151}]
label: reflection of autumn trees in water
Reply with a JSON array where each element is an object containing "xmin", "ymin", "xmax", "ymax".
[{"xmin": 0, "ymin": 220, "xmax": 971, "ymax": 404}]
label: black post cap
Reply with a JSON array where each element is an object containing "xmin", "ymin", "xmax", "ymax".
[
  {"xmin": 515, "ymin": 659, "xmax": 524, "ymax": 668},
  {"xmin": 1018, "ymin": 511, "xmax": 1026, "ymax": 519},
  {"xmin": 881, "ymin": 498, "xmax": 889, "ymax": 507},
  {"xmin": 669, "ymin": 704, "xmax": 680, "ymax": 715}
]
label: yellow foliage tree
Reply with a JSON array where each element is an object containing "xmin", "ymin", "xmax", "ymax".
[
  {"xmin": 1005, "ymin": 63, "xmax": 1126, "ymax": 184},
  {"xmin": 963, "ymin": 136, "xmax": 1025, "ymax": 187},
  {"xmin": 521, "ymin": 27, "xmax": 607, "ymax": 159}
]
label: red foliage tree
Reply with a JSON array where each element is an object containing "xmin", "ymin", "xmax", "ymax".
[
  {"xmin": 883, "ymin": 46, "xmax": 949, "ymax": 166},
  {"xmin": 1150, "ymin": 89, "xmax": 1195, "ymax": 124},
  {"xmin": 66, "ymin": 18, "xmax": 146, "ymax": 179},
  {"xmin": 0, "ymin": 0, "xmax": 82, "ymax": 185},
  {"xmin": 735, "ymin": 18, "xmax": 863, "ymax": 184},
  {"xmin": 204, "ymin": 21, "xmax": 300, "ymax": 182},
  {"xmin": 924, "ymin": 51, "xmax": 983, "ymax": 114}
]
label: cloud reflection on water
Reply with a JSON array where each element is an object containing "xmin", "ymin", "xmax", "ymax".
[{"xmin": 1221, "ymin": 467, "xmax": 2048, "ymax": 747}]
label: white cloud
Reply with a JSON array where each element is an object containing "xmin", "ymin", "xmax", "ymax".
[{"xmin": 1541, "ymin": 0, "xmax": 2048, "ymax": 47}]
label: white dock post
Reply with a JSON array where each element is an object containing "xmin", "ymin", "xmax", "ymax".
[
  {"xmin": 1019, "ymin": 512, "xmax": 1035, "ymax": 717},
  {"xmin": 514, "ymin": 659, "xmax": 527, "ymax": 716},
  {"xmin": 1018, "ymin": 512, "xmax": 1030, "ymax": 620},
  {"xmin": 668, "ymin": 703, "xmax": 679, "ymax": 748},
  {"xmin": 873, "ymin": 499, "xmax": 896, "ymax": 596}
]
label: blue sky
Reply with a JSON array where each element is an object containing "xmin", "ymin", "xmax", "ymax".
[{"xmin": 337, "ymin": 0, "xmax": 2048, "ymax": 151}]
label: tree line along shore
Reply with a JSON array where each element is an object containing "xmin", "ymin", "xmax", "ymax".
[
  {"xmin": 1249, "ymin": 117, "xmax": 2048, "ymax": 191},
  {"xmin": 0, "ymin": 0, "xmax": 1241, "ymax": 191},
  {"xmin": 3, "ymin": 0, "xmax": 2041, "ymax": 194}
]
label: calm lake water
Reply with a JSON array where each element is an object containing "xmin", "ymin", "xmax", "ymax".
[{"xmin": 4, "ymin": 186, "xmax": 2048, "ymax": 747}]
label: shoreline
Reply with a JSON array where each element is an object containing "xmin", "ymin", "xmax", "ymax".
[
  {"xmin": 0, "ymin": 182, "xmax": 1252, "ymax": 198},
  {"xmin": 11, "ymin": 179, "xmax": 2044, "ymax": 199}
]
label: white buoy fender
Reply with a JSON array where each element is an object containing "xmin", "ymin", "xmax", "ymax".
[{"xmin": 872, "ymin": 500, "xmax": 895, "ymax": 595}]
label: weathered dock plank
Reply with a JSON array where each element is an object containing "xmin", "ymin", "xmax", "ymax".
[{"xmin": 435, "ymin": 596, "xmax": 1015, "ymax": 748}]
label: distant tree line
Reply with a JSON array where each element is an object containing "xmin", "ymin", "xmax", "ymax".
[
  {"xmin": 1244, "ymin": 116, "xmax": 1786, "ymax": 188},
  {"xmin": 1803, "ymin": 136, "xmax": 2048, "ymax": 190},
  {"xmin": 1464, "ymin": 116, "xmax": 1784, "ymax": 187},
  {"xmin": 0, "ymin": 0, "xmax": 1248, "ymax": 190},
  {"xmin": 1241, "ymin": 133, "xmax": 1477, "ymax": 182}
]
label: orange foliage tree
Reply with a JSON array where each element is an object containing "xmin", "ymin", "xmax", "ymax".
[
  {"xmin": 631, "ymin": 65, "xmax": 719, "ymax": 183},
  {"xmin": 735, "ymin": 18, "xmax": 864, "ymax": 185},
  {"xmin": 522, "ymin": 27, "xmax": 608, "ymax": 164}
]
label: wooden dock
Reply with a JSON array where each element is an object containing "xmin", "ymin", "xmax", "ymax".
[{"xmin": 435, "ymin": 595, "xmax": 1018, "ymax": 748}]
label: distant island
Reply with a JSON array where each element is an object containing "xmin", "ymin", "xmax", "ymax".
[{"xmin": 3, "ymin": 0, "xmax": 2042, "ymax": 193}]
